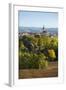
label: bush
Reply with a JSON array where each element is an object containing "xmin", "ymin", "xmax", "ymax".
[
  {"xmin": 48, "ymin": 49, "xmax": 56, "ymax": 61},
  {"xmin": 19, "ymin": 51, "xmax": 48, "ymax": 69},
  {"xmin": 38, "ymin": 53, "xmax": 48, "ymax": 69},
  {"xmin": 19, "ymin": 52, "xmax": 29, "ymax": 69},
  {"xmin": 19, "ymin": 35, "xmax": 58, "ymax": 69},
  {"xmin": 39, "ymin": 60, "xmax": 48, "ymax": 69},
  {"xmin": 19, "ymin": 52, "xmax": 39, "ymax": 69}
]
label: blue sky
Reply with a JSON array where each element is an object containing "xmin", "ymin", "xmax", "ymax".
[{"xmin": 18, "ymin": 11, "xmax": 58, "ymax": 28}]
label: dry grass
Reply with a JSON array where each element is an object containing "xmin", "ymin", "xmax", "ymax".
[{"xmin": 19, "ymin": 61, "xmax": 58, "ymax": 79}]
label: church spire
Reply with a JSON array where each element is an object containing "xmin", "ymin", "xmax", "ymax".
[
  {"xmin": 42, "ymin": 25, "xmax": 47, "ymax": 33},
  {"xmin": 43, "ymin": 25, "xmax": 45, "ymax": 31}
]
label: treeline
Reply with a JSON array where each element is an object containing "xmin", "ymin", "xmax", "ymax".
[{"xmin": 19, "ymin": 34, "xmax": 58, "ymax": 69}]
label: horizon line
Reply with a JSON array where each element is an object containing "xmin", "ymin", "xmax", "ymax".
[{"xmin": 19, "ymin": 26, "xmax": 58, "ymax": 28}]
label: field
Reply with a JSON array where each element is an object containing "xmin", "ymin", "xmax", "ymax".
[{"xmin": 19, "ymin": 61, "xmax": 58, "ymax": 79}]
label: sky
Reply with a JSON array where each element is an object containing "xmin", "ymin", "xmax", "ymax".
[{"xmin": 18, "ymin": 11, "xmax": 58, "ymax": 28}]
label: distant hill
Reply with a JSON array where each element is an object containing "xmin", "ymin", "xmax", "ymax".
[{"xmin": 19, "ymin": 27, "xmax": 58, "ymax": 35}]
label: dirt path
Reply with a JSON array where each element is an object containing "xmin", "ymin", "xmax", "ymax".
[{"xmin": 19, "ymin": 61, "xmax": 58, "ymax": 79}]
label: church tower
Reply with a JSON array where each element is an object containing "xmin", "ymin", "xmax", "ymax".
[{"xmin": 42, "ymin": 25, "xmax": 47, "ymax": 33}]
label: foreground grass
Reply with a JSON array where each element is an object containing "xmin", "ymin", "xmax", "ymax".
[{"xmin": 19, "ymin": 61, "xmax": 58, "ymax": 79}]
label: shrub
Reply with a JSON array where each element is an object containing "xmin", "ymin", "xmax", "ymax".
[
  {"xmin": 38, "ymin": 53, "xmax": 48, "ymax": 69},
  {"xmin": 39, "ymin": 60, "xmax": 48, "ymax": 69},
  {"xmin": 48, "ymin": 49, "xmax": 56, "ymax": 61},
  {"xmin": 19, "ymin": 52, "xmax": 39, "ymax": 69},
  {"xmin": 19, "ymin": 35, "xmax": 58, "ymax": 69}
]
